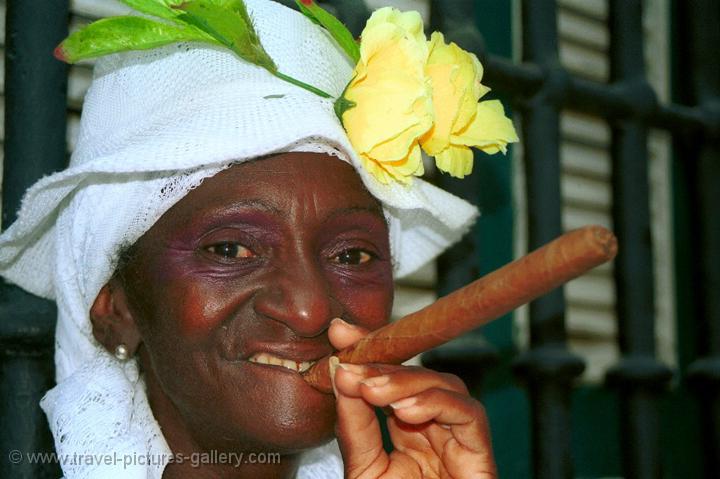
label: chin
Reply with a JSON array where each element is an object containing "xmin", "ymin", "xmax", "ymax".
[
  {"xmin": 177, "ymin": 378, "xmax": 339, "ymax": 455},
  {"xmin": 236, "ymin": 392, "xmax": 338, "ymax": 454},
  {"xmin": 188, "ymin": 407, "xmax": 338, "ymax": 456},
  {"xmin": 253, "ymin": 417, "xmax": 338, "ymax": 455}
]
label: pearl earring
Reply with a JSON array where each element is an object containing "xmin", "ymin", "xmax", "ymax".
[{"xmin": 114, "ymin": 344, "xmax": 130, "ymax": 361}]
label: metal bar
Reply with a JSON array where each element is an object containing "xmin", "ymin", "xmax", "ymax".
[
  {"xmin": 688, "ymin": 138, "xmax": 720, "ymax": 474},
  {"xmin": 684, "ymin": 0, "xmax": 720, "ymax": 475},
  {"xmin": 430, "ymin": 0, "xmax": 487, "ymax": 293},
  {"xmin": 610, "ymin": 120, "xmax": 655, "ymax": 356},
  {"xmin": 1, "ymin": 1, "xmax": 69, "ymax": 477},
  {"xmin": 520, "ymin": 0, "xmax": 564, "ymax": 346},
  {"xmin": 480, "ymin": 57, "xmax": 719, "ymax": 141},
  {"xmin": 512, "ymin": 1, "xmax": 584, "ymax": 478},
  {"xmin": 425, "ymin": 0, "xmax": 499, "ymax": 385},
  {"xmin": 483, "ymin": 56, "xmax": 543, "ymax": 101},
  {"xmin": 344, "ymin": 0, "xmax": 720, "ymax": 140},
  {"xmin": 604, "ymin": 2, "xmax": 672, "ymax": 478}
]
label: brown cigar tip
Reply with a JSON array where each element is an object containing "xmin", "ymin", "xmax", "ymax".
[
  {"xmin": 302, "ymin": 355, "xmax": 334, "ymax": 393},
  {"xmin": 586, "ymin": 225, "xmax": 618, "ymax": 260}
]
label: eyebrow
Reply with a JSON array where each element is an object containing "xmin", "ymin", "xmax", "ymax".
[
  {"xmin": 212, "ymin": 199, "xmax": 283, "ymax": 216},
  {"xmin": 176, "ymin": 199, "xmax": 282, "ymax": 228}
]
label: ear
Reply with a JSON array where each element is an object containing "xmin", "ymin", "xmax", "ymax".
[{"xmin": 90, "ymin": 278, "xmax": 142, "ymax": 358}]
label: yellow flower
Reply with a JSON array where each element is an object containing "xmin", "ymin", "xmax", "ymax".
[
  {"xmin": 339, "ymin": 7, "xmax": 434, "ymax": 184},
  {"xmin": 421, "ymin": 32, "xmax": 518, "ymax": 178}
]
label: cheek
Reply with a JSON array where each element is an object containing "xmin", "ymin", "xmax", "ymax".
[
  {"xmin": 167, "ymin": 286, "xmax": 215, "ymax": 336},
  {"xmin": 332, "ymin": 272, "xmax": 394, "ymax": 331},
  {"xmin": 172, "ymin": 280, "xmax": 253, "ymax": 336},
  {"xmin": 137, "ymin": 265, "xmax": 256, "ymax": 340}
]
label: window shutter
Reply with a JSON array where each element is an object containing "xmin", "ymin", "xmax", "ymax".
[{"xmin": 515, "ymin": 0, "xmax": 674, "ymax": 382}]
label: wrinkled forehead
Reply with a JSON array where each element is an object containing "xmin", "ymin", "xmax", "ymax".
[{"xmin": 146, "ymin": 152, "xmax": 387, "ymax": 236}]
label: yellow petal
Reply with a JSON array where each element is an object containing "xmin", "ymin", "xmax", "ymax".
[
  {"xmin": 368, "ymin": 118, "xmax": 429, "ymax": 162},
  {"xmin": 386, "ymin": 143, "xmax": 424, "ymax": 177},
  {"xmin": 453, "ymin": 100, "xmax": 518, "ymax": 154},
  {"xmin": 450, "ymin": 45, "xmax": 486, "ymax": 128},
  {"xmin": 360, "ymin": 145, "xmax": 422, "ymax": 185},
  {"xmin": 344, "ymin": 23, "xmax": 432, "ymax": 157},
  {"xmin": 345, "ymin": 80, "xmax": 432, "ymax": 158},
  {"xmin": 362, "ymin": 8, "xmax": 427, "ymax": 64},
  {"xmin": 360, "ymin": 153, "xmax": 393, "ymax": 184},
  {"xmin": 421, "ymin": 61, "xmax": 456, "ymax": 155},
  {"xmin": 435, "ymin": 145, "xmax": 474, "ymax": 178},
  {"xmin": 422, "ymin": 32, "xmax": 491, "ymax": 157},
  {"xmin": 340, "ymin": 7, "xmax": 434, "ymax": 186}
]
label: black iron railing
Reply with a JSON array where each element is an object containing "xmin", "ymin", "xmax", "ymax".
[
  {"xmin": 425, "ymin": 0, "xmax": 718, "ymax": 478},
  {"xmin": 604, "ymin": 3, "xmax": 673, "ymax": 479},
  {"xmin": 681, "ymin": 1, "xmax": 720, "ymax": 476},
  {"xmin": 1, "ymin": 0, "xmax": 718, "ymax": 477},
  {"xmin": 1, "ymin": 1, "xmax": 68, "ymax": 478}
]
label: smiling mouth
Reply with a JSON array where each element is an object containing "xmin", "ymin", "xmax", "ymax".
[{"xmin": 248, "ymin": 352, "xmax": 316, "ymax": 373}]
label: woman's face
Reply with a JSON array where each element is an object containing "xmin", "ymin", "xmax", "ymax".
[{"xmin": 118, "ymin": 153, "xmax": 394, "ymax": 454}]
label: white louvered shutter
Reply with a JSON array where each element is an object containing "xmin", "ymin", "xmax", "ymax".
[{"xmin": 514, "ymin": 0, "xmax": 674, "ymax": 382}]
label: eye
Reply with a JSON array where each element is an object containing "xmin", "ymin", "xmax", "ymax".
[
  {"xmin": 205, "ymin": 242, "xmax": 255, "ymax": 259},
  {"xmin": 331, "ymin": 248, "xmax": 374, "ymax": 265}
]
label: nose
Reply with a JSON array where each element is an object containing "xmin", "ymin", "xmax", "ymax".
[{"xmin": 253, "ymin": 254, "xmax": 339, "ymax": 337}]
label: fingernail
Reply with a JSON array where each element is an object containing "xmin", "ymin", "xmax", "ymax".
[
  {"xmin": 338, "ymin": 363, "xmax": 365, "ymax": 375},
  {"xmin": 329, "ymin": 356, "xmax": 340, "ymax": 396},
  {"xmin": 331, "ymin": 318, "xmax": 359, "ymax": 330},
  {"xmin": 390, "ymin": 397, "xmax": 417, "ymax": 409},
  {"xmin": 360, "ymin": 375, "xmax": 390, "ymax": 388}
]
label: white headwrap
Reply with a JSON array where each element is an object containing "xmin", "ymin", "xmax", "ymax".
[{"xmin": 0, "ymin": 1, "xmax": 477, "ymax": 477}]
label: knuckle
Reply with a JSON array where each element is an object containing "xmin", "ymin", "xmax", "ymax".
[
  {"xmin": 437, "ymin": 372, "xmax": 469, "ymax": 393},
  {"xmin": 474, "ymin": 400, "xmax": 488, "ymax": 418},
  {"xmin": 395, "ymin": 364, "xmax": 425, "ymax": 374},
  {"xmin": 421, "ymin": 386, "xmax": 450, "ymax": 403}
]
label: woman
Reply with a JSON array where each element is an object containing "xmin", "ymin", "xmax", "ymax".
[{"xmin": 0, "ymin": 0, "xmax": 515, "ymax": 477}]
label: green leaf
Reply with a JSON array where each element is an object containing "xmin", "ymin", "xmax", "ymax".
[
  {"xmin": 295, "ymin": 2, "xmax": 321, "ymax": 25},
  {"xmin": 56, "ymin": 0, "xmax": 333, "ymax": 98},
  {"xmin": 173, "ymin": 0, "xmax": 277, "ymax": 72},
  {"xmin": 56, "ymin": 16, "xmax": 218, "ymax": 63},
  {"xmin": 294, "ymin": 0, "xmax": 359, "ymax": 63},
  {"xmin": 120, "ymin": 0, "xmax": 185, "ymax": 21},
  {"xmin": 333, "ymin": 78, "xmax": 356, "ymax": 121}
]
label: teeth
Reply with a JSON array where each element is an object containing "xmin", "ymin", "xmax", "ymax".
[{"xmin": 248, "ymin": 352, "xmax": 315, "ymax": 373}]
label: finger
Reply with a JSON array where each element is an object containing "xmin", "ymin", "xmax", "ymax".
[
  {"xmin": 355, "ymin": 366, "xmax": 469, "ymax": 407},
  {"xmin": 391, "ymin": 388, "xmax": 494, "ymax": 453},
  {"xmin": 328, "ymin": 318, "xmax": 370, "ymax": 350},
  {"xmin": 332, "ymin": 361, "xmax": 389, "ymax": 478},
  {"xmin": 391, "ymin": 389, "xmax": 496, "ymax": 478}
]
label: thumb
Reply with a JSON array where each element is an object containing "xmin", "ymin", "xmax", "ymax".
[
  {"xmin": 328, "ymin": 317, "xmax": 370, "ymax": 350},
  {"xmin": 332, "ymin": 361, "xmax": 389, "ymax": 478}
]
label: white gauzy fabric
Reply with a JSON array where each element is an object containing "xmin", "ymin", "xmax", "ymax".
[{"xmin": 0, "ymin": 0, "xmax": 478, "ymax": 477}]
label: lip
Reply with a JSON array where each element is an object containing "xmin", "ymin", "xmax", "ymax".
[
  {"xmin": 237, "ymin": 359, "xmax": 333, "ymax": 399},
  {"xmin": 239, "ymin": 342, "xmax": 333, "ymax": 363},
  {"xmin": 244, "ymin": 359, "xmax": 305, "ymax": 375}
]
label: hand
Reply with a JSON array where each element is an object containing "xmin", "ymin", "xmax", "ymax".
[{"xmin": 329, "ymin": 319, "xmax": 497, "ymax": 479}]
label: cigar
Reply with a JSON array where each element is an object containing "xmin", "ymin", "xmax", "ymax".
[{"xmin": 302, "ymin": 225, "xmax": 618, "ymax": 393}]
